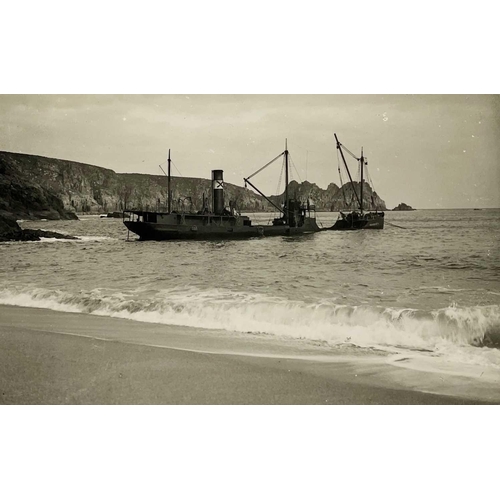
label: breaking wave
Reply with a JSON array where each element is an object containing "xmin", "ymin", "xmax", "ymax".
[
  {"xmin": 1, "ymin": 235, "xmax": 115, "ymax": 244},
  {"xmin": 1, "ymin": 286, "xmax": 499, "ymax": 365}
]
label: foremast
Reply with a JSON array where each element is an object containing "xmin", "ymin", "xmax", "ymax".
[{"xmin": 159, "ymin": 149, "xmax": 173, "ymax": 213}]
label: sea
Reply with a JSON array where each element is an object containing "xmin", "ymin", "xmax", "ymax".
[{"xmin": 1, "ymin": 209, "xmax": 500, "ymax": 371}]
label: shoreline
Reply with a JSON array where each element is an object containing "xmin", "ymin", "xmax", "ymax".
[{"xmin": 1, "ymin": 304, "xmax": 498, "ymax": 404}]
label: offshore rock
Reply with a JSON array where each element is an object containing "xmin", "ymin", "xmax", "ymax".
[{"xmin": 392, "ymin": 203, "xmax": 415, "ymax": 211}]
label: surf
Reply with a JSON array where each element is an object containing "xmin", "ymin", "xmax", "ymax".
[{"xmin": 1, "ymin": 286, "xmax": 499, "ymax": 366}]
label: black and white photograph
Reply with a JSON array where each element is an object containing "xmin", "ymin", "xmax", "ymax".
[
  {"xmin": 1, "ymin": 2, "xmax": 498, "ymax": 498},
  {"xmin": 1, "ymin": 94, "xmax": 498, "ymax": 405}
]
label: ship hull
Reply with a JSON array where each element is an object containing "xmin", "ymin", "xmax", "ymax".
[
  {"xmin": 124, "ymin": 220, "xmax": 321, "ymax": 241},
  {"xmin": 329, "ymin": 212, "xmax": 385, "ymax": 231}
]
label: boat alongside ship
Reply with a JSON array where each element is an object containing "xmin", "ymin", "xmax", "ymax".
[
  {"xmin": 123, "ymin": 143, "xmax": 322, "ymax": 240},
  {"xmin": 123, "ymin": 134, "xmax": 386, "ymax": 240},
  {"xmin": 329, "ymin": 134, "xmax": 385, "ymax": 230}
]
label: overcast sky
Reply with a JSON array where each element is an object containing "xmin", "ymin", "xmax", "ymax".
[{"xmin": 0, "ymin": 94, "xmax": 498, "ymax": 209}]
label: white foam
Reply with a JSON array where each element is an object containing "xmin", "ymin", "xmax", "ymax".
[
  {"xmin": 0, "ymin": 289, "xmax": 82, "ymax": 313},
  {"xmin": 23, "ymin": 236, "xmax": 114, "ymax": 243},
  {"xmin": 75, "ymin": 236, "xmax": 115, "ymax": 242},
  {"xmin": 0, "ymin": 286, "xmax": 499, "ymax": 369}
]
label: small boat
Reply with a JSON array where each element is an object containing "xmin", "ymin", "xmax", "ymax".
[
  {"xmin": 329, "ymin": 134, "xmax": 384, "ymax": 230},
  {"xmin": 123, "ymin": 143, "xmax": 322, "ymax": 240}
]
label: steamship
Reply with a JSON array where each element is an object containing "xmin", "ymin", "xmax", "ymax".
[{"xmin": 123, "ymin": 143, "xmax": 322, "ymax": 241}]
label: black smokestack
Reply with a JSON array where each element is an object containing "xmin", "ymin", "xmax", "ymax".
[{"xmin": 212, "ymin": 170, "xmax": 224, "ymax": 215}]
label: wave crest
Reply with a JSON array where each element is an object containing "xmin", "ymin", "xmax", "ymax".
[{"xmin": 1, "ymin": 286, "xmax": 499, "ymax": 355}]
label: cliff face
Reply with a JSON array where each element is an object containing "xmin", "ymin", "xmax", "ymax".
[
  {"xmin": 0, "ymin": 151, "xmax": 387, "ymax": 219},
  {"xmin": 0, "ymin": 153, "xmax": 78, "ymax": 220},
  {"xmin": 0, "ymin": 151, "xmax": 269, "ymax": 217}
]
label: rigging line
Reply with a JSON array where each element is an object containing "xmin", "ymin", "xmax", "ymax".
[
  {"xmin": 305, "ymin": 150, "xmax": 308, "ymax": 181},
  {"xmin": 363, "ymin": 165, "xmax": 375, "ymax": 210},
  {"xmin": 366, "ymin": 165, "xmax": 377, "ymax": 193},
  {"xmin": 246, "ymin": 151, "xmax": 284, "ymax": 181},
  {"xmin": 337, "ymin": 149, "xmax": 348, "ymax": 207},
  {"xmin": 367, "ymin": 172, "xmax": 376, "ymax": 196},
  {"xmin": 289, "ymin": 153, "xmax": 303, "ymax": 183},
  {"xmin": 272, "ymin": 157, "xmax": 285, "ymax": 217},
  {"xmin": 337, "ymin": 165, "xmax": 344, "ymax": 187},
  {"xmin": 339, "ymin": 143, "xmax": 359, "ymax": 161},
  {"xmin": 244, "ymin": 178, "xmax": 284, "ymax": 214},
  {"xmin": 276, "ymin": 156, "xmax": 285, "ymax": 198},
  {"xmin": 368, "ymin": 171, "xmax": 375, "ymax": 188},
  {"xmin": 363, "ymin": 163, "xmax": 379, "ymax": 209},
  {"xmin": 172, "ymin": 160, "xmax": 183, "ymax": 177},
  {"xmin": 337, "ymin": 158, "xmax": 342, "ymax": 182},
  {"xmin": 386, "ymin": 221, "xmax": 409, "ymax": 229}
]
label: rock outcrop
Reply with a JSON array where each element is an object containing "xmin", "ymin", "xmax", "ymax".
[
  {"xmin": 269, "ymin": 180, "xmax": 387, "ymax": 212},
  {"xmin": 392, "ymin": 203, "xmax": 415, "ymax": 211},
  {"xmin": 0, "ymin": 151, "xmax": 387, "ymax": 217},
  {"xmin": 0, "ymin": 214, "xmax": 78, "ymax": 242}
]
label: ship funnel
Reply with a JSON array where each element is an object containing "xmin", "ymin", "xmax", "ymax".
[{"xmin": 212, "ymin": 170, "xmax": 224, "ymax": 215}]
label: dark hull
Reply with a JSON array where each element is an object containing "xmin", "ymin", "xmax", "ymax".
[
  {"xmin": 124, "ymin": 220, "xmax": 322, "ymax": 241},
  {"xmin": 329, "ymin": 213, "xmax": 384, "ymax": 231}
]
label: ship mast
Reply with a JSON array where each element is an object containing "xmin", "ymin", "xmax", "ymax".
[
  {"xmin": 334, "ymin": 133, "xmax": 362, "ymax": 210},
  {"xmin": 360, "ymin": 147, "xmax": 364, "ymax": 214},
  {"xmin": 242, "ymin": 145, "xmax": 288, "ymax": 215},
  {"xmin": 167, "ymin": 149, "xmax": 171, "ymax": 213},
  {"xmin": 284, "ymin": 138, "xmax": 289, "ymax": 224}
]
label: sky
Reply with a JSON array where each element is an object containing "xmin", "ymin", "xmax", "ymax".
[{"xmin": 0, "ymin": 94, "xmax": 498, "ymax": 209}]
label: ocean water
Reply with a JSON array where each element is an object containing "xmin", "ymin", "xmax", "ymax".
[{"xmin": 1, "ymin": 209, "xmax": 499, "ymax": 369}]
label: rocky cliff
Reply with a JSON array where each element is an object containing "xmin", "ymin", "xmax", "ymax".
[
  {"xmin": 0, "ymin": 151, "xmax": 269, "ymax": 218},
  {"xmin": 0, "ymin": 153, "xmax": 78, "ymax": 220},
  {"xmin": 0, "ymin": 151, "xmax": 387, "ymax": 219}
]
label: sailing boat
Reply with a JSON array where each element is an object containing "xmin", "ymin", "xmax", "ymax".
[
  {"xmin": 123, "ymin": 142, "xmax": 322, "ymax": 240},
  {"xmin": 329, "ymin": 133, "xmax": 385, "ymax": 230}
]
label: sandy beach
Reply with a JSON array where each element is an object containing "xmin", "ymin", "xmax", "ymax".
[{"xmin": 1, "ymin": 304, "xmax": 498, "ymax": 404}]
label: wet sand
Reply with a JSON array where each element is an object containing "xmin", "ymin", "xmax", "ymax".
[{"xmin": 0, "ymin": 305, "xmax": 496, "ymax": 404}]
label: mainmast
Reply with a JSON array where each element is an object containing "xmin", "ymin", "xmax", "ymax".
[
  {"xmin": 242, "ymin": 145, "xmax": 288, "ymax": 215},
  {"xmin": 167, "ymin": 149, "xmax": 171, "ymax": 213},
  {"xmin": 334, "ymin": 133, "xmax": 362, "ymax": 210},
  {"xmin": 360, "ymin": 147, "xmax": 364, "ymax": 213},
  {"xmin": 284, "ymin": 138, "xmax": 289, "ymax": 224}
]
